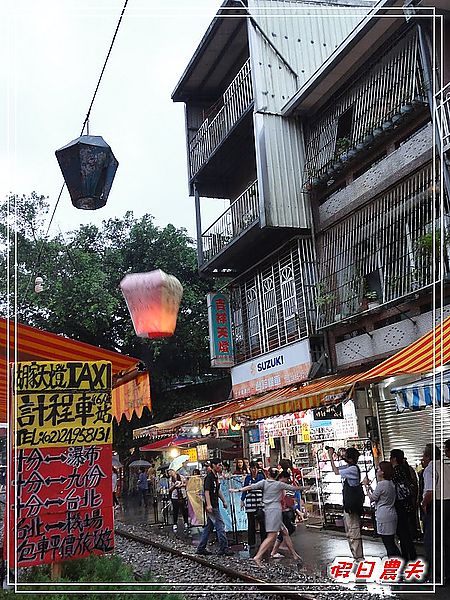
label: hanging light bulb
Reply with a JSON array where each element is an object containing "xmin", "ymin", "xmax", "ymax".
[
  {"xmin": 200, "ymin": 424, "xmax": 211, "ymax": 436},
  {"xmin": 34, "ymin": 276, "xmax": 44, "ymax": 293}
]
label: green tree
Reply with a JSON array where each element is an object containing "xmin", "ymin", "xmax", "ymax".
[{"xmin": 1, "ymin": 193, "xmax": 229, "ymax": 437}]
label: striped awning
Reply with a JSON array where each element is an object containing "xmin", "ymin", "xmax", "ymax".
[
  {"xmin": 132, "ymin": 315, "xmax": 450, "ymax": 435},
  {"xmin": 0, "ymin": 318, "xmax": 150, "ymax": 423},
  {"xmin": 140, "ymin": 436, "xmax": 194, "ymax": 451},
  {"xmin": 111, "ymin": 372, "xmax": 152, "ymax": 421},
  {"xmin": 391, "ymin": 373, "xmax": 450, "ymax": 411}
]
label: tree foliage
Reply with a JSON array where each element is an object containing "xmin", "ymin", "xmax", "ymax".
[{"xmin": 1, "ymin": 193, "xmax": 228, "ymax": 429}]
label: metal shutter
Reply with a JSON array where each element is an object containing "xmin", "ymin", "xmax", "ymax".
[{"xmin": 377, "ymin": 397, "xmax": 450, "ymax": 468}]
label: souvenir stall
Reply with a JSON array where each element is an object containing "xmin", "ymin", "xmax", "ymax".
[{"xmin": 249, "ymin": 399, "xmax": 376, "ymax": 531}]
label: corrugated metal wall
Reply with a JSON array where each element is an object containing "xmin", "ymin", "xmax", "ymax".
[
  {"xmin": 247, "ymin": 0, "xmax": 369, "ymax": 114},
  {"xmin": 254, "ymin": 112, "xmax": 309, "ymax": 227},
  {"xmin": 377, "ymin": 395, "xmax": 450, "ymax": 469},
  {"xmin": 247, "ymin": 0, "xmax": 370, "ymax": 229}
]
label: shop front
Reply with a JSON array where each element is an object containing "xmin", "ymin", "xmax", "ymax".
[{"xmin": 244, "ymin": 399, "xmax": 377, "ymax": 534}]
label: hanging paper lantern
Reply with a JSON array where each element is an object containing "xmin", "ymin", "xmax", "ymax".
[
  {"xmin": 55, "ymin": 135, "xmax": 118, "ymax": 210},
  {"xmin": 120, "ymin": 269, "xmax": 183, "ymax": 338}
]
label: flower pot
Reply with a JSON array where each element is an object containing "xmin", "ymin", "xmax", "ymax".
[
  {"xmin": 333, "ymin": 160, "xmax": 342, "ymax": 170},
  {"xmin": 363, "ymin": 134, "xmax": 374, "ymax": 145},
  {"xmin": 382, "ymin": 120, "xmax": 393, "ymax": 131},
  {"xmin": 356, "ymin": 142, "xmax": 365, "ymax": 152},
  {"xmin": 372, "ymin": 127, "xmax": 383, "ymax": 138},
  {"xmin": 391, "ymin": 113, "xmax": 402, "ymax": 125},
  {"xmin": 400, "ymin": 104, "xmax": 413, "ymax": 115},
  {"xmin": 347, "ymin": 148, "xmax": 357, "ymax": 159},
  {"xmin": 368, "ymin": 301, "xmax": 380, "ymax": 310}
]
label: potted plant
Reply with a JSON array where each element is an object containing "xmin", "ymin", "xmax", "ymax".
[
  {"xmin": 364, "ymin": 290, "xmax": 380, "ymax": 309},
  {"xmin": 335, "ymin": 137, "xmax": 351, "ymax": 157}
]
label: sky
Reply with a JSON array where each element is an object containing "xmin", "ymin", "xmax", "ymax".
[{"xmin": 1, "ymin": 0, "xmax": 228, "ymax": 240}]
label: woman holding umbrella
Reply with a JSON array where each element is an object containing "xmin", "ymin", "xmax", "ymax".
[{"xmin": 168, "ymin": 469, "xmax": 189, "ymax": 531}]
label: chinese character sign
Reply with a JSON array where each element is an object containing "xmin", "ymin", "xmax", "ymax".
[
  {"xmin": 8, "ymin": 445, "xmax": 114, "ymax": 567},
  {"xmin": 207, "ymin": 293, "xmax": 234, "ymax": 367},
  {"xmin": 13, "ymin": 361, "xmax": 112, "ymax": 449}
]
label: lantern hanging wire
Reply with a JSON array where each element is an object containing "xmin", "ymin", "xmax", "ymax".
[{"xmin": 24, "ymin": 0, "xmax": 129, "ymax": 299}]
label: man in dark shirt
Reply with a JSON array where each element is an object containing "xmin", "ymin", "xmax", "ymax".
[
  {"xmin": 390, "ymin": 449, "xmax": 417, "ymax": 561},
  {"xmin": 196, "ymin": 458, "xmax": 233, "ymax": 556}
]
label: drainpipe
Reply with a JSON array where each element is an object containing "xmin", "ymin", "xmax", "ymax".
[{"xmin": 193, "ymin": 182, "xmax": 203, "ymax": 270}]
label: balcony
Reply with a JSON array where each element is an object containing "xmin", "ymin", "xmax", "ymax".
[
  {"xmin": 303, "ymin": 28, "xmax": 428, "ymax": 189},
  {"xmin": 315, "ymin": 163, "xmax": 448, "ymax": 329},
  {"xmin": 201, "ymin": 180, "xmax": 259, "ymax": 267},
  {"xmin": 437, "ymin": 82, "xmax": 450, "ymax": 153},
  {"xmin": 189, "ymin": 59, "xmax": 253, "ymax": 180}
]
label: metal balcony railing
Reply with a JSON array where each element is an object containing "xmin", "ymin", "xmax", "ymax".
[
  {"xmin": 201, "ymin": 180, "xmax": 259, "ymax": 265},
  {"xmin": 189, "ymin": 59, "xmax": 253, "ymax": 179},
  {"xmin": 437, "ymin": 82, "xmax": 450, "ymax": 152}
]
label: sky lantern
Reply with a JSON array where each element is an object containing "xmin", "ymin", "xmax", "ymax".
[
  {"xmin": 120, "ymin": 270, "xmax": 183, "ymax": 338},
  {"xmin": 55, "ymin": 135, "xmax": 118, "ymax": 210}
]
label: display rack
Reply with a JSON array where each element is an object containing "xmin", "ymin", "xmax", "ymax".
[
  {"xmin": 299, "ymin": 465, "xmax": 323, "ymax": 527},
  {"xmin": 317, "ymin": 439, "xmax": 376, "ymax": 535}
]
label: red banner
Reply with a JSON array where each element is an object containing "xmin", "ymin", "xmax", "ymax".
[{"xmin": 8, "ymin": 445, "xmax": 113, "ymax": 567}]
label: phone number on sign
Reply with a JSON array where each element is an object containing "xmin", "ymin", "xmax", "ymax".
[{"xmin": 16, "ymin": 425, "xmax": 111, "ymax": 448}]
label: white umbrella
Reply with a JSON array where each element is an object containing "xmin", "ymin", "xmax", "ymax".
[
  {"xmin": 169, "ymin": 454, "xmax": 190, "ymax": 471},
  {"xmin": 112, "ymin": 455, "xmax": 123, "ymax": 467},
  {"xmin": 128, "ymin": 459, "xmax": 151, "ymax": 468}
]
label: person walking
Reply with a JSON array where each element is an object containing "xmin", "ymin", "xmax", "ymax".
[
  {"xmin": 363, "ymin": 461, "xmax": 400, "ymax": 557},
  {"xmin": 270, "ymin": 470, "xmax": 298, "ymax": 559},
  {"xmin": 137, "ymin": 466, "xmax": 149, "ymax": 508},
  {"xmin": 240, "ymin": 461, "xmax": 266, "ymax": 555},
  {"xmin": 168, "ymin": 469, "xmax": 189, "ymax": 531},
  {"xmin": 112, "ymin": 467, "xmax": 120, "ymax": 508},
  {"xmin": 196, "ymin": 458, "xmax": 233, "ymax": 557},
  {"xmin": 328, "ymin": 446, "xmax": 364, "ymax": 560},
  {"xmin": 231, "ymin": 467, "xmax": 303, "ymax": 566},
  {"xmin": 389, "ymin": 449, "xmax": 417, "ymax": 561}
]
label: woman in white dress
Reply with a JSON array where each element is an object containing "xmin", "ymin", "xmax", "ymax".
[
  {"xmin": 363, "ymin": 461, "xmax": 400, "ymax": 557},
  {"xmin": 231, "ymin": 468, "xmax": 303, "ymax": 566}
]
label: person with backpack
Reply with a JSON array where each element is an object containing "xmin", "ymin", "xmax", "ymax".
[
  {"xmin": 328, "ymin": 446, "xmax": 365, "ymax": 560},
  {"xmin": 390, "ymin": 449, "xmax": 417, "ymax": 561},
  {"xmin": 363, "ymin": 461, "xmax": 401, "ymax": 557}
]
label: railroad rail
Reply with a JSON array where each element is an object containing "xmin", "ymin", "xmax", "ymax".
[{"xmin": 115, "ymin": 528, "xmax": 318, "ymax": 599}]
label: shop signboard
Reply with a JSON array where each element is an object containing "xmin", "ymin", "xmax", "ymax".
[
  {"xmin": 185, "ymin": 447, "xmax": 198, "ymax": 463},
  {"xmin": 8, "ymin": 360, "xmax": 114, "ymax": 568},
  {"xmin": 207, "ymin": 292, "xmax": 234, "ymax": 367},
  {"xmin": 231, "ymin": 339, "xmax": 311, "ymax": 398},
  {"xmin": 196, "ymin": 444, "xmax": 208, "ymax": 462},
  {"xmin": 247, "ymin": 427, "xmax": 260, "ymax": 444},
  {"xmin": 313, "ymin": 403, "xmax": 344, "ymax": 421},
  {"xmin": 9, "ymin": 445, "xmax": 113, "ymax": 567},
  {"xmin": 14, "ymin": 360, "xmax": 113, "ymax": 449}
]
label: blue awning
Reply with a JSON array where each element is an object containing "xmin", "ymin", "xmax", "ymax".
[{"xmin": 391, "ymin": 374, "xmax": 450, "ymax": 412}]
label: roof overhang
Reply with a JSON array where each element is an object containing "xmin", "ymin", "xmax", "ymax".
[
  {"xmin": 172, "ymin": 0, "xmax": 248, "ymax": 102},
  {"xmin": 281, "ymin": 0, "xmax": 435, "ymax": 117}
]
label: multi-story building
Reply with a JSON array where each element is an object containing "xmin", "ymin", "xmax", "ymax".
[{"xmin": 172, "ymin": 0, "xmax": 450, "ymax": 468}]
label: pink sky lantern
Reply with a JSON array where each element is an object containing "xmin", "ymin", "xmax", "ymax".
[{"xmin": 120, "ymin": 270, "xmax": 183, "ymax": 338}]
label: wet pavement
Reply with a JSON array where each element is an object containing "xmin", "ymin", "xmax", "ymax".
[{"xmin": 115, "ymin": 495, "xmax": 449, "ymax": 597}]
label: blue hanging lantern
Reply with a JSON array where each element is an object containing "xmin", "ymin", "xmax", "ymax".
[{"xmin": 55, "ymin": 135, "xmax": 119, "ymax": 210}]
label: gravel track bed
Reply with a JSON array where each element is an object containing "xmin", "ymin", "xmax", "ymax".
[{"xmin": 114, "ymin": 522, "xmax": 386, "ymax": 600}]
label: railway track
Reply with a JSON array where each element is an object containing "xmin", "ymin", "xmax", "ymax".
[{"xmin": 115, "ymin": 527, "xmax": 318, "ymax": 599}]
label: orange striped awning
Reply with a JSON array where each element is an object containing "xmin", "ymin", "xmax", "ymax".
[
  {"xmin": 0, "ymin": 318, "xmax": 149, "ymax": 423},
  {"xmin": 111, "ymin": 372, "xmax": 151, "ymax": 422}
]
